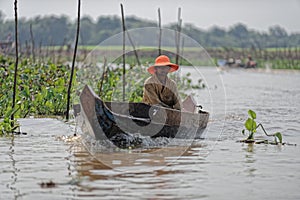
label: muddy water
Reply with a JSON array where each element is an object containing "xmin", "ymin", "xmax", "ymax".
[{"xmin": 1, "ymin": 67, "xmax": 300, "ymax": 200}]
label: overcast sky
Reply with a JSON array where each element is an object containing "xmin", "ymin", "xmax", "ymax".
[{"xmin": 1, "ymin": 0, "xmax": 300, "ymax": 33}]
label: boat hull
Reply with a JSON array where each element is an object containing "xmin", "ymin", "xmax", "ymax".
[{"xmin": 78, "ymin": 85, "xmax": 209, "ymax": 140}]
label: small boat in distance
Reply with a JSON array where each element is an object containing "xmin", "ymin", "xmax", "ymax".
[{"xmin": 77, "ymin": 85, "xmax": 209, "ymax": 145}]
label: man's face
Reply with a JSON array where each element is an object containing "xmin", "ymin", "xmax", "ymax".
[{"xmin": 155, "ymin": 66, "xmax": 170, "ymax": 76}]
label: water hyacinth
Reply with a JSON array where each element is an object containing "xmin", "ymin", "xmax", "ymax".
[
  {"xmin": 241, "ymin": 109, "xmax": 283, "ymax": 144},
  {"xmin": 1, "ymin": 54, "xmax": 204, "ymax": 135},
  {"xmin": 0, "ymin": 55, "xmax": 75, "ymax": 118}
]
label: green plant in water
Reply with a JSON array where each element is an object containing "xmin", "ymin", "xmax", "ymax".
[
  {"xmin": 242, "ymin": 109, "xmax": 283, "ymax": 144},
  {"xmin": 0, "ymin": 106, "xmax": 20, "ymax": 136},
  {"xmin": 0, "ymin": 55, "xmax": 77, "ymax": 118}
]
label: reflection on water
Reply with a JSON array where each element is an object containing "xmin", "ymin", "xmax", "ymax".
[
  {"xmin": 6, "ymin": 137, "xmax": 20, "ymax": 198},
  {"xmin": 78, "ymin": 132, "xmax": 209, "ymax": 172},
  {"xmin": 1, "ymin": 68, "xmax": 300, "ymax": 199},
  {"xmin": 69, "ymin": 136, "xmax": 210, "ymax": 199}
]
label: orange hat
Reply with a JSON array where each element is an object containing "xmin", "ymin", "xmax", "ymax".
[{"xmin": 147, "ymin": 55, "xmax": 179, "ymax": 74}]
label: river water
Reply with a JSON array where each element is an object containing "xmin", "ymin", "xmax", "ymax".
[{"xmin": 1, "ymin": 67, "xmax": 300, "ymax": 200}]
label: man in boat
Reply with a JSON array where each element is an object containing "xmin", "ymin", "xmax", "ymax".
[
  {"xmin": 246, "ymin": 55, "xmax": 257, "ymax": 68},
  {"xmin": 142, "ymin": 55, "xmax": 182, "ymax": 110}
]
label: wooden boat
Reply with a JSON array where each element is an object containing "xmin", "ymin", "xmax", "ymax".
[{"xmin": 77, "ymin": 85, "xmax": 209, "ymax": 142}]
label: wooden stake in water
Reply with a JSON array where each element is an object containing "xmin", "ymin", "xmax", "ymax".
[
  {"xmin": 126, "ymin": 30, "xmax": 141, "ymax": 66},
  {"xmin": 11, "ymin": 0, "xmax": 19, "ymax": 122},
  {"xmin": 66, "ymin": 0, "xmax": 81, "ymax": 120},
  {"xmin": 158, "ymin": 8, "xmax": 162, "ymax": 56},
  {"xmin": 30, "ymin": 23, "xmax": 35, "ymax": 62},
  {"xmin": 98, "ymin": 57, "xmax": 107, "ymax": 97},
  {"xmin": 175, "ymin": 7, "xmax": 182, "ymax": 65},
  {"xmin": 121, "ymin": 3, "xmax": 126, "ymax": 102}
]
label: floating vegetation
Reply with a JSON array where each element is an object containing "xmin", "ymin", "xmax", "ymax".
[
  {"xmin": 0, "ymin": 106, "xmax": 20, "ymax": 136},
  {"xmin": 239, "ymin": 109, "xmax": 285, "ymax": 145},
  {"xmin": 0, "ymin": 54, "xmax": 204, "ymax": 135},
  {"xmin": 39, "ymin": 180, "xmax": 56, "ymax": 188},
  {"xmin": 0, "ymin": 55, "xmax": 77, "ymax": 135},
  {"xmin": 0, "ymin": 55, "xmax": 76, "ymax": 118}
]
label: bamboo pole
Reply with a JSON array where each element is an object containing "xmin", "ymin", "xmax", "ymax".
[
  {"xmin": 30, "ymin": 23, "xmax": 35, "ymax": 62},
  {"xmin": 11, "ymin": 0, "xmax": 19, "ymax": 122},
  {"xmin": 126, "ymin": 31, "xmax": 141, "ymax": 66},
  {"xmin": 38, "ymin": 40, "xmax": 42, "ymax": 62},
  {"xmin": 57, "ymin": 38, "xmax": 67, "ymax": 64},
  {"xmin": 25, "ymin": 40, "xmax": 29, "ymax": 57},
  {"xmin": 66, "ymin": 0, "xmax": 80, "ymax": 120},
  {"xmin": 45, "ymin": 40, "xmax": 49, "ymax": 61},
  {"xmin": 51, "ymin": 41, "xmax": 55, "ymax": 63},
  {"xmin": 175, "ymin": 7, "xmax": 182, "ymax": 65},
  {"xmin": 180, "ymin": 37, "xmax": 184, "ymax": 65},
  {"xmin": 121, "ymin": 3, "xmax": 126, "ymax": 101},
  {"xmin": 158, "ymin": 8, "xmax": 162, "ymax": 56},
  {"xmin": 98, "ymin": 57, "xmax": 107, "ymax": 96},
  {"xmin": 120, "ymin": 4, "xmax": 140, "ymax": 66}
]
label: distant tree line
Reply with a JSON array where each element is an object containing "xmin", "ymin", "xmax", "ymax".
[{"xmin": 0, "ymin": 11, "xmax": 300, "ymax": 48}]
